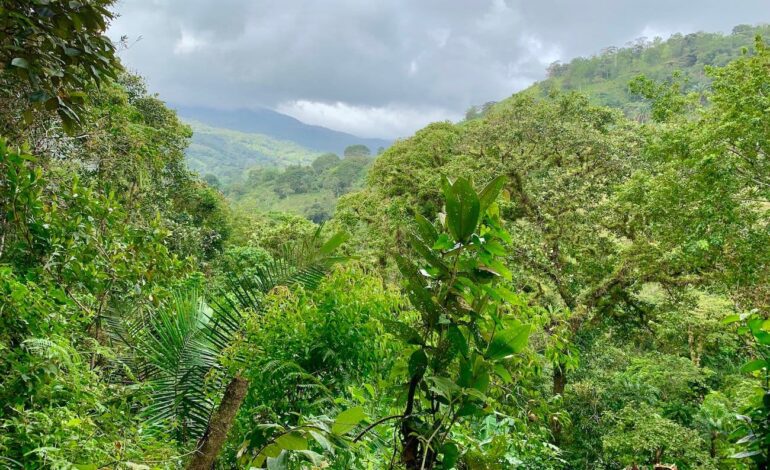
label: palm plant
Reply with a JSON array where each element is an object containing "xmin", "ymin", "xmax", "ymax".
[
  {"xmin": 127, "ymin": 227, "xmax": 347, "ymax": 469},
  {"xmin": 137, "ymin": 290, "xmax": 218, "ymax": 441}
]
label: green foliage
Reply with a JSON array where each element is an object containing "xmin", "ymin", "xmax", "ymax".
[
  {"xmin": 137, "ymin": 290, "xmax": 220, "ymax": 441},
  {"xmin": 723, "ymin": 313, "xmax": 770, "ymax": 466},
  {"xmin": 343, "ymin": 144, "xmax": 371, "ymax": 157},
  {"xmin": 184, "ymin": 120, "xmax": 320, "ymax": 185},
  {"xmin": 225, "ymin": 151, "xmax": 371, "ymax": 223},
  {"xmin": 526, "ymin": 25, "xmax": 770, "ymax": 119},
  {"xmin": 2, "ymin": 4, "xmax": 770, "ymax": 468},
  {"xmin": 387, "ymin": 176, "xmax": 533, "ymax": 469},
  {"xmin": 0, "ymin": 0, "xmax": 121, "ymax": 131},
  {"xmin": 602, "ymin": 403, "xmax": 713, "ymax": 469},
  {"xmin": 0, "ymin": 140, "xmax": 189, "ymax": 466},
  {"xmin": 230, "ymin": 265, "xmax": 404, "ymax": 466}
]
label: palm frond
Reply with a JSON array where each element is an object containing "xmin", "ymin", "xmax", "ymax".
[
  {"xmin": 137, "ymin": 289, "xmax": 219, "ymax": 440},
  {"xmin": 208, "ymin": 229, "xmax": 348, "ymax": 347},
  {"xmin": 138, "ymin": 229, "xmax": 348, "ymax": 442}
]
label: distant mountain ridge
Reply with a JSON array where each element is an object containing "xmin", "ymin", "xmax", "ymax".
[{"xmin": 173, "ymin": 105, "xmax": 391, "ymax": 155}]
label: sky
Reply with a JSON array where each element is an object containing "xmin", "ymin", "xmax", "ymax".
[{"xmin": 108, "ymin": 0, "xmax": 770, "ymax": 139}]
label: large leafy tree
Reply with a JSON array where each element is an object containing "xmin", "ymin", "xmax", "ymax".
[
  {"xmin": 0, "ymin": 0, "xmax": 120, "ymax": 133},
  {"xmin": 351, "ymin": 93, "xmax": 644, "ymax": 440}
]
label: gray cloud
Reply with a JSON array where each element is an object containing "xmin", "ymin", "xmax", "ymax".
[{"xmin": 109, "ymin": 0, "xmax": 770, "ymax": 138}]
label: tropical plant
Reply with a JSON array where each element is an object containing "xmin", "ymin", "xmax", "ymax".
[
  {"xmin": 175, "ymin": 227, "xmax": 349, "ymax": 469},
  {"xmin": 724, "ymin": 313, "xmax": 770, "ymax": 468},
  {"xmin": 137, "ymin": 290, "xmax": 219, "ymax": 441},
  {"xmin": 0, "ymin": 0, "xmax": 121, "ymax": 132},
  {"xmin": 386, "ymin": 175, "xmax": 531, "ymax": 469}
]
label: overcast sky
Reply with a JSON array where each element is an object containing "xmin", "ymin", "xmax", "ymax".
[{"xmin": 108, "ymin": 0, "xmax": 770, "ymax": 139}]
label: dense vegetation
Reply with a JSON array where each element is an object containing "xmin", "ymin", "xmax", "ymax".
[
  {"xmin": 184, "ymin": 120, "xmax": 321, "ymax": 186},
  {"xmin": 225, "ymin": 150, "xmax": 373, "ymax": 223},
  {"xmin": 1, "ymin": 2, "xmax": 769, "ymax": 469},
  {"xmin": 466, "ymin": 24, "xmax": 770, "ymax": 121}
]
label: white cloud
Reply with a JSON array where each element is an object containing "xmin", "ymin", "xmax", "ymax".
[
  {"xmin": 277, "ymin": 100, "xmax": 462, "ymax": 139},
  {"xmin": 173, "ymin": 29, "xmax": 207, "ymax": 55}
]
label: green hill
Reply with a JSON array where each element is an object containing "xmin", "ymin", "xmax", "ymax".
[
  {"xmin": 224, "ymin": 153, "xmax": 372, "ymax": 222},
  {"xmin": 183, "ymin": 119, "xmax": 321, "ymax": 185},
  {"xmin": 485, "ymin": 24, "xmax": 770, "ymax": 118}
]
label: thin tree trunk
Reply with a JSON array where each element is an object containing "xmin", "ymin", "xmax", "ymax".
[
  {"xmin": 186, "ymin": 375, "xmax": 249, "ymax": 470},
  {"xmin": 401, "ymin": 373, "xmax": 422, "ymax": 469},
  {"xmin": 551, "ymin": 363, "xmax": 567, "ymax": 444}
]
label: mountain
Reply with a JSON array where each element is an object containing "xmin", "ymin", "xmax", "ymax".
[
  {"xmin": 486, "ymin": 23, "xmax": 770, "ymax": 119},
  {"xmin": 183, "ymin": 120, "xmax": 321, "ymax": 184},
  {"xmin": 174, "ymin": 105, "xmax": 391, "ymax": 156}
]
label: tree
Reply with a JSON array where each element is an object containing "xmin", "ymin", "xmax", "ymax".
[
  {"xmin": 602, "ymin": 403, "xmax": 712, "ymax": 468},
  {"xmin": 343, "ymin": 144, "xmax": 371, "ymax": 157},
  {"xmin": 723, "ymin": 313, "xmax": 770, "ymax": 468},
  {"xmin": 0, "ymin": 0, "xmax": 121, "ymax": 133},
  {"xmin": 182, "ymin": 230, "xmax": 348, "ymax": 469},
  {"xmin": 311, "ymin": 152, "xmax": 340, "ymax": 174}
]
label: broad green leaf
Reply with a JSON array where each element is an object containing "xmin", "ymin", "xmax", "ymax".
[
  {"xmin": 381, "ymin": 319, "xmax": 423, "ymax": 345},
  {"xmin": 408, "ymin": 233, "xmax": 448, "ymax": 274},
  {"xmin": 456, "ymin": 400, "xmax": 483, "ymax": 417},
  {"xmin": 458, "ymin": 358, "xmax": 473, "ymax": 388},
  {"xmin": 486, "ymin": 323, "xmax": 531, "ymax": 360},
  {"xmin": 395, "ymin": 255, "xmax": 440, "ymax": 325},
  {"xmin": 275, "ymin": 432, "xmax": 308, "ymax": 451},
  {"xmin": 493, "ymin": 364, "xmax": 512, "ymax": 383},
  {"xmin": 428, "ymin": 376, "xmax": 459, "ymax": 398},
  {"xmin": 297, "ymin": 450, "xmax": 324, "ymax": 465},
  {"xmin": 319, "ymin": 231, "xmax": 349, "ymax": 255},
  {"xmin": 308, "ymin": 430, "xmax": 333, "ymax": 453},
  {"xmin": 11, "ymin": 57, "xmax": 29, "ymax": 69},
  {"xmin": 478, "ymin": 175, "xmax": 507, "ymax": 215},
  {"xmin": 441, "ymin": 442, "xmax": 460, "ymax": 468},
  {"xmin": 482, "ymin": 239, "xmax": 507, "ymax": 256},
  {"xmin": 741, "ymin": 359, "xmax": 767, "ymax": 373},
  {"xmin": 471, "ymin": 367, "xmax": 490, "ymax": 393},
  {"xmin": 332, "ymin": 407, "xmax": 366, "ymax": 435},
  {"xmin": 444, "ymin": 177, "xmax": 480, "ymax": 242},
  {"xmin": 263, "ymin": 443, "xmax": 282, "ymax": 458},
  {"xmin": 721, "ymin": 314, "xmax": 740, "ymax": 325},
  {"xmin": 756, "ymin": 331, "xmax": 770, "ymax": 345},
  {"xmin": 408, "ymin": 349, "xmax": 428, "ymax": 379},
  {"xmin": 447, "ymin": 325, "xmax": 469, "ymax": 357},
  {"xmin": 266, "ymin": 450, "xmax": 288, "ymax": 470},
  {"xmin": 432, "ymin": 233, "xmax": 454, "ymax": 251},
  {"xmin": 414, "ymin": 213, "xmax": 439, "ymax": 244}
]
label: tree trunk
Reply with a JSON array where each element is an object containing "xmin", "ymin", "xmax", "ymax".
[
  {"xmin": 186, "ymin": 375, "xmax": 249, "ymax": 470},
  {"xmin": 401, "ymin": 373, "xmax": 423, "ymax": 470},
  {"xmin": 551, "ymin": 362, "xmax": 567, "ymax": 444}
]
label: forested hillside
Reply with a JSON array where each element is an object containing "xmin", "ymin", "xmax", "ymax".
[
  {"xmin": 177, "ymin": 105, "xmax": 390, "ymax": 183},
  {"xmin": 2, "ymin": 2, "xmax": 770, "ymax": 469},
  {"xmin": 467, "ymin": 24, "xmax": 770, "ymax": 120},
  {"xmin": 225, "ymin": 149, "xmax": 373, "ymax": 222},
  {"xmin": 184, "ymin": 120, "xmax": 321, "ymax": 186}
]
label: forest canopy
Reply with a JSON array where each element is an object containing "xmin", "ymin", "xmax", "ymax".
[{"xmin": 1, "ymin": 2, "xmax": 769, "ymax": 470}]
